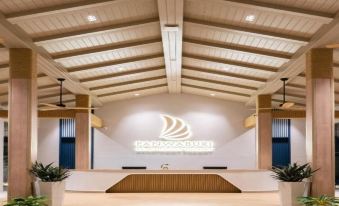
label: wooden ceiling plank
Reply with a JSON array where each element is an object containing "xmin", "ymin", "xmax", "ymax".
[
  {"xmin": 157, "ymin": 0, "xmax": 184, "ymax": 93},
  {"xmin": 90, "ymin": 75, "xmax": 167, "ymax": 91},
  {"xmin": 183, "ymin": 66, "xmax": 267, "ymax": 83},
  {"xmin": 68, "ymin": 53, "xmax": 163, "ymax": 73},
  {"xmin": 184, "ymin": 18, "xmax": 309, "ymax": 44},
  {"xmin": 53, "ymin": 38, "xmax": 162, "ymax": 60},
  {"xmin": 182, "ymin": 83, "xmax": 250, "ymax": 97},
  {"xmin": 184, "ymin": 37, "xmax": 292, "ymax": 60},
  {"xmin": 246, "ymin": 14, "xmax": 339, "ymax": 106},
  {"xmin": 98, "ymin": 83, "xmax": 168, "ymax": 97},
  {"xmin": 181, "ymin": 75, "xmax": 258, "ymax": 90},
  {"xmin": 33, "ymin": 17, "xmax": 159, "ymax": 44},
  {"xmin": 80, "ymin": 66, "xmax": 165, "ymax": 83},
  {"xmin": 221, "ymin": 0, "xmax": 333, "ymax": 22},
  {"xmin": 183, "ymin": 53, "xmax": 278, "ymax": 73},
  {"xmin": 0, "ymin": 13, "xmax": 102, "ymax": 106},
  {"xmin": 6, "ymin": 0, "xmax": 128, "ymax": 23}
]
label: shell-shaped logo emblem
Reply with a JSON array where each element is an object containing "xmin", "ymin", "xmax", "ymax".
[{"xmin": 159, "ymin": 115, "xmax": 192, "ymax": 141}]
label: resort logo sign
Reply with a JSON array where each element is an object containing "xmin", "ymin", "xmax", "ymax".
[{"xmin": 134, "ymin": 115, "xmax": 215, "ymax": 153}]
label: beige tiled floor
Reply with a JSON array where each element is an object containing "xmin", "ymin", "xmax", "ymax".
[{"xmin": 62, "ymin": 192, "xmax": 280, "ymax": 206}]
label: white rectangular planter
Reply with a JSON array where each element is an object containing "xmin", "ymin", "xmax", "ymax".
[
  {"xmin": 278, "ymin": 181, "xmax": 310, "ymax": 206},
  {"xmin": 34, "ymin": 181, "xmax": 65, "ymax": 206}
]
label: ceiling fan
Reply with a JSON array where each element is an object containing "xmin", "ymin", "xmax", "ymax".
[
  {"xmin": 39, "ymin": 78, "xmax": 97, "ymax": 111},
  {"xmin": 249, "ymin": 78, "xmax": 303, "ymax": 111},
  {"xmin": 279, "ymin": 78, "xmax": 295, "ymax": 109}
]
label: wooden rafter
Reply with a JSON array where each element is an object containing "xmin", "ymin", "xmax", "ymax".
[
  {"xmin": 52, "ymin": 38, "xmax": 162, "ymax": 60},
  {"xmin": 98, "ymin": 83, "xmax": 168, "ymax": 98},
  {"xmin": 246, "ymin": 13, "xmax": 339, "ymax": 106},
  {"xmin": 184, "ymin": 17, "xmax": 310, "ymax": 44},
  {"xmin": 5, "ymin": 0, "xmax": 126, "ymax": 23},
  {"xmin": 184, "ymin": 38, "xmax": 292, "ymax": 60},
  {"xmin": 222, "ymin": 0, "xmax": 333, "ymax": 22},
  {"xmin": 0, "ymin": 13, "xmax": 102, "ymax": 106},
  {"xmin": 181, "ymin": 75, "xmax": 258, "ymax": 91},
  {"xmin": 90, "ymin": 75, "xmax": 167, "ymax": 91},
  {"xmin": 183, "ymin": 53, "xmax": 278, "ymax": 73},
  {"xmin": 182, "ymin": 83, "xmax": 250, "ymax": 98},
  {"xmin": 33, "ymin": 18, "xmax": 159, "ymax": 43},
  {"xmin": 68, "ymin": 53, "xmax": 164, "ymax": 73},
  {"xmin": 183, "ymin": 66, "xmax": 267, "ymax": 83},
  {"xmin": 80, "ymin": 66, "xmax": 165, "ymax": 83}
]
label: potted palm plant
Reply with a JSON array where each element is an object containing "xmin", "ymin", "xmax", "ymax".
[
  {"xmin": 5, "ymin": 196, "xmax": 47, "ymax": 206},
  {"xmin": 271, "ymin": 163, "xmax": 318, "ymax": 206},
  {"xmin": 31, "ymin": 162, "xmax": 70, "ymax": 206},
  {"xmin": 298, "ymin": 195, "xmax": 339, "ymax": 205}
]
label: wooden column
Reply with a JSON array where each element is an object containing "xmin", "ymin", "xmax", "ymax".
[
  {"xmin": 306, "ymin": 48, "xmax": 335, "ymax": 196},
  {"xmin": 75, "ymin": 95, "xmax": 91, "ymax": 170},
  {"xmin": 256, "ymin": 94, "xmax": 272, "ymax": 169},
  {"xmin": 8, "ymin": 48, "xmax": 37, "ymax": 199}
]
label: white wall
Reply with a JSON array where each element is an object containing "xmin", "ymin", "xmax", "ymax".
[
  {"xmin": 94, "ymin": 94, "xmax": 256, "ymax": 170},
  {"xmin": 291, "ymin": 119, "xmax": 307, "ymax": 164},
  {"xmin": 35, "ymin": 94, "xmax": 308, "ymax": 170},
  {"xmin": 37, "ymin": 119, "xmax": 59, "ymax": 165}
]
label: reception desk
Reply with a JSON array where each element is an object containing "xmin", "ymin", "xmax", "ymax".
[{"xmin": 65, "ymin": 169, "xmax": 278, "ymax": 193}]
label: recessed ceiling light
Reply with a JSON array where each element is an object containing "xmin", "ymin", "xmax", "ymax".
[
  {"xmin": 134, "ymin": 93, "xmax": 140, "ymax": 96},
  {"xmin": 245, "ymin": 15, "xmax": 256, "ymax": 22},
  {"xmin": 210, "ymin": 93, "xmax": 215, "ymax": 96},
  {"xmin": 87, "ymin": 15, "xmax": 97, "ymax": 22}
]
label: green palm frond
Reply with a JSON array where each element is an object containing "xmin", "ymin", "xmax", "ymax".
[
  {"xmin": 31, "ymin": 161, "xmax": 71, "ymax": 182},
  {"xmin": 270, "ymin": 163, "xmax": 318, "ymax": 182},
  {"xmin": 298, "ymin": 195, "xmax": 339, "ymax": 205},
  {"xmin": 5, "ymin": 196, "xmax": 47, "ymax": 206}
]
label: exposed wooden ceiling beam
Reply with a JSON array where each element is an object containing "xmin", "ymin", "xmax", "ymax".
[
  {"xmin": 0, "ymin": 63, "xmax": 9, "ymax": 70},
  {"xmin": 157, "ymin": 0, "xmax": 184, "ymax": 93},
  {"xmin": 90, "ymin": 75, "xmax": 167, "ymax": 91},
  {"xmin": 0, "ymin": 110, "xmax": 103, "ymax": 128},
  {"xmin": 0, "ymin": 73, "xmax": 55, "ymax": 86},
  {"xmin": 98, "ymin": 83, "xmax": 168, "ymax": 98},
  {"xmin": 182, "ymin": 83, "xmax": 250, "ymax": 97},
  {"xmin": 183, "ymin": 53, "xmax": 278, "ymax": 73},
  {"xmin": 221, "ymin": 0, "xmax": 333, "ymax": 22},
  {"xmin": 0, "ymin": 12, "xmax": 102, "ymax": 106},
  {"xmin": 52, "ymin": 38, "xmax": 162, "ymax": 60},
  {"xmin": 183, "ymin": 66, "xmax": 267, "ymax": 83},
  {"xmin": 184, "ymin": 17, "xmax": 309, "ymax": 44},
  {"xmin": 80, "ymin": 66, "xmax": 165, "ymax": 83},
  {"xmin": 184, "ymin": 37, "xmax": 292, "ymax": 60},
  {"xmin": 33, "ymin": 17, "xmax": 159, "ymax": 44},
  {"xmin": 182, "ymin": 75, "xmax": 257, "ymax": 91},
  {"xmin": 246, "ymin": 13, "xmax": 339, "ymax": 106},
  {"xmin": 287, "ymin": 83, "xmax": 305, "ymax": 89},
  {"xmin": 38, "ymin": 91, "xmax": 72, "ymax": 100},
  {"xmin": 68, "ymin": 53, "xmax": 164, "ymax": 73},
  {"xmin": 38, "ymin": 83, "xmax": 60, "ymax": 90},
  {"xmin": 6, "ymin": 0, "xmax": 126, "ymax": 23}
]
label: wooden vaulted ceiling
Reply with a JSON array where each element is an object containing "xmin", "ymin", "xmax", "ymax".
[{"xmin": 0, "ymin": 0, "xmax": 339, "ymax": 108}]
